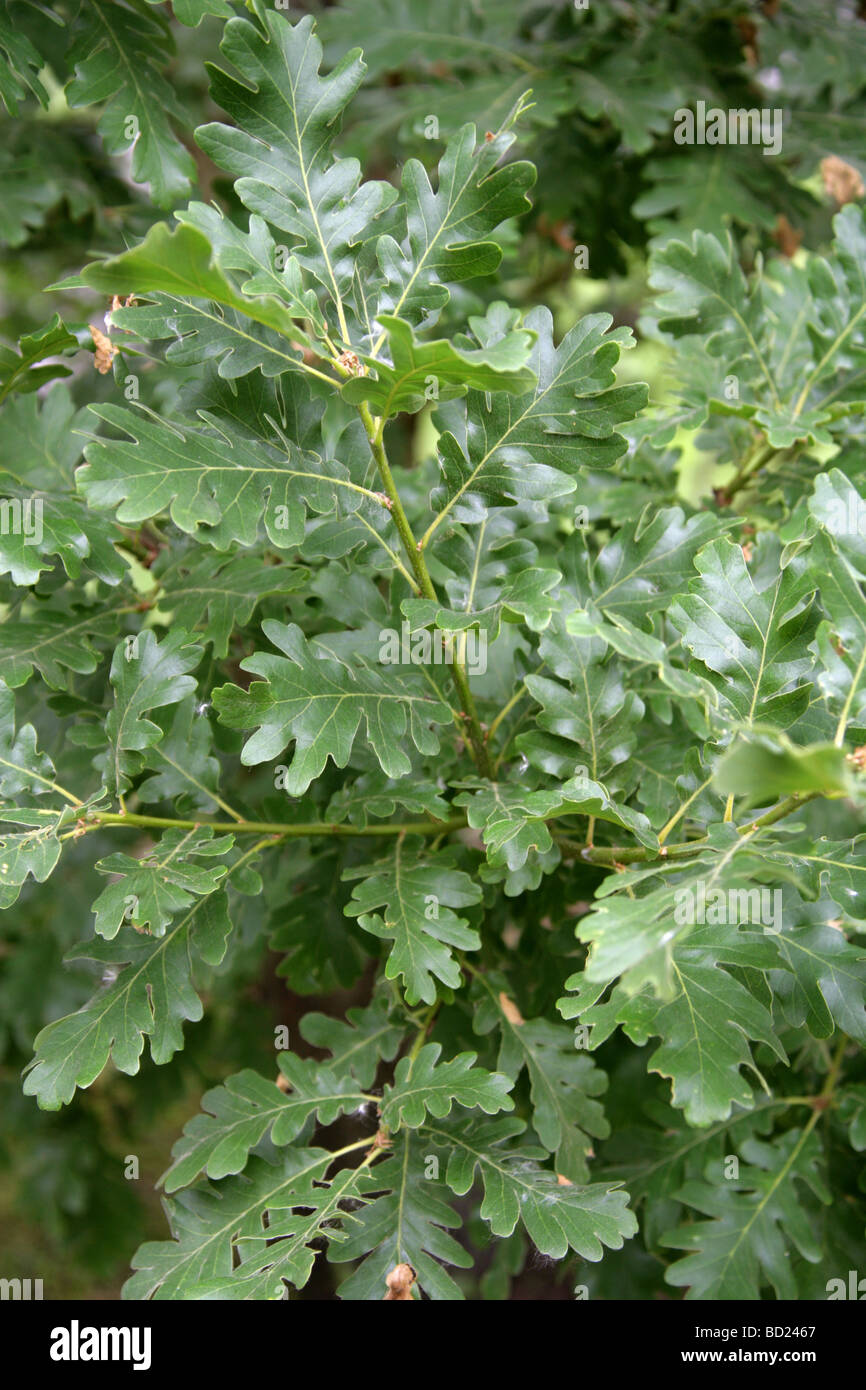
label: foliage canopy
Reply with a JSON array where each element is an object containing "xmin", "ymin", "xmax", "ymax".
[{"xmin": 1, "ymin": 0, "xmax": 865, "ymax": 1301}]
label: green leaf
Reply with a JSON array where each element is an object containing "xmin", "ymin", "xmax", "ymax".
[
  {"xmin": 454, "ymin": 775, "xmax": 656, "ymax": 872},
  {"xmin": 839, "ymin": 1085, "xmax": 866, "ymax": 1152},
  {"xmin": 668, "ymin": 537, "xmax": 817, "ymax": 729},
  {"xmin": 647, "ymin": 208, "xmax": 866, "ymax": 446},
  {"xmin": 575, "ymin": 506, "xmax": 727, "ymax": 626},
  {"xmin": 103, "ymin": 629, "xmax": 203, "ymax": 798},
  {"xmin": 0, "ymin": 806, "xmax": 64, "ymax": 899},
  {"xmin": 600, "ymin": 1099, "xmax": 784, "ymax": 1236},
  {"xmin": 798, "ymin": 205, "xmax": 866, "ymax": 415},
  {"xmin": 714, "ymin": 732, "xmax": 852, "ymax": 800},
  {"xmin": 402, "ymin": 554, "xmax": 562, "ymax": 642},
  {"xmin": 136, "ymin": 699, "xmax": 224, "ymax": 814},
  {"xmin": 316, "ymin": 0, "xmax": 529, "ymax": 78},
  {"xmin": 638, "ymin": 152, "xmax": 783, "ymax": 246},
  {"xmin": 126, "ymin": 1147, "xmax": 377, "ymax": 1300},
  {"xmin": 176, "ymin": 203, "xmax": 328, "ymax": 340},
  {"xmin": 380, "ymin": 1042, "xmax": 513, "ymax": 1128},
  {"xmin": 0, "ymin": 6, "xmax": 49, "ymax": 113},
  {"xmin": 91, "ymin": 827, "xmax": 234, "ymax": 940},
  {"xmin": 161, "ymin": 1057, "xmax": 371, "ymax": 1192},
  {"xmin": 473, "ymin": 979, "xmax": 610, "ymax": 1181},
  {"xmin": 146, "ymin": 0, "xmax": 232, "ymax": 26},
  {"xmin": 212, "ymin": 621, "xmax": 452, "ymax": 790},
  {"xmin": 0, "ymin": 591, "xmax": 123, "ymax": 691},
  {"xmin": 761, "ymin": 836, "xmax": 866, "ymax": 921},
  {"xmin": 81, "ymin": 222, "xmax": 311, "ymax": 345},
  {"xmin": 298, "ymin": 994, "xmax": 405, "ymax": 1088},
  {"xmin": 342, "ymin": 838, "xmax": 481, "ymax": 1005},
  {"xmin": 427, "ymin": 1114, "xmax": 637, "ymax": 1258},
  {"xmin": 78, "ymin": 406, "xmax": 370, "ymax": 550},
  {"xmin": 430, "ymin": 305, "xmax": 646, "ymax": 527},
  {"xmin": 573, "ymin": 57, "xmax": 679, "ymax": 154},
  {"xmin": 106, "ymin": 292, "xmax": 310, "ymax": 381},
  {"xmin": 374, "ymin": 109, "xmax": 535, "ymax": 327},
  {"xmin": 66, "ymin": 0, "xmax": 196, "ymax": 206},
  {"xmin": 330, "ymin": 1130, "xmax": 472, "ymax": 1300},
  {"xmin": 0, "ymin": 315, "xmax": 78, "ymax": 400},
  {"xmin": 325, "ymin": 770, "xmax": 451, "ymax": 828},
  {"xmin": 575, "ymin": 887, "xmax": 698, "ymax": 998},
  {"xmin": 196, "ymin": 11, "xmax": 397, "ymax": 318},
  {"xmin": 807, "ymin": 471, "xmax": 866, "ymax": 742},
  {"xmin": 0, "ymin": 388, "xmax": 125, "ymax": 588},
  {"xmin": 662, "ymin": 1128, "xmax": 831, "ymax": 1299},
  {"xmin": 157, "ymin": 552, "xmax": 306, "ymax": 659},
  {"xmin": 519, "ymin": 618, "xmax": 645, "ymax": 787},
  {"xmin": 454, "ymin": 781, "xmax": 562, "ymax": 870},
  {"xmin": 23, "ymin": 886, "xmax": 234, "ymax": 1109},
  {"xmin": 341, "ymin": 313, "xmax": 536, "ymax": 418},
  {"xmin": 561, "ymin": 914, "xmax": 787, "ymax": 1125},
  {"xmin": 649, "ymin": 227, "xmax": 772, "ymax": 387},
  {"xmin": 771, "ymin": 923, "xmax": 866, "ymax": 1043},
  {"xmin": 0, "ymin": 677, "xmax": 56, "ymax": 798}
]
